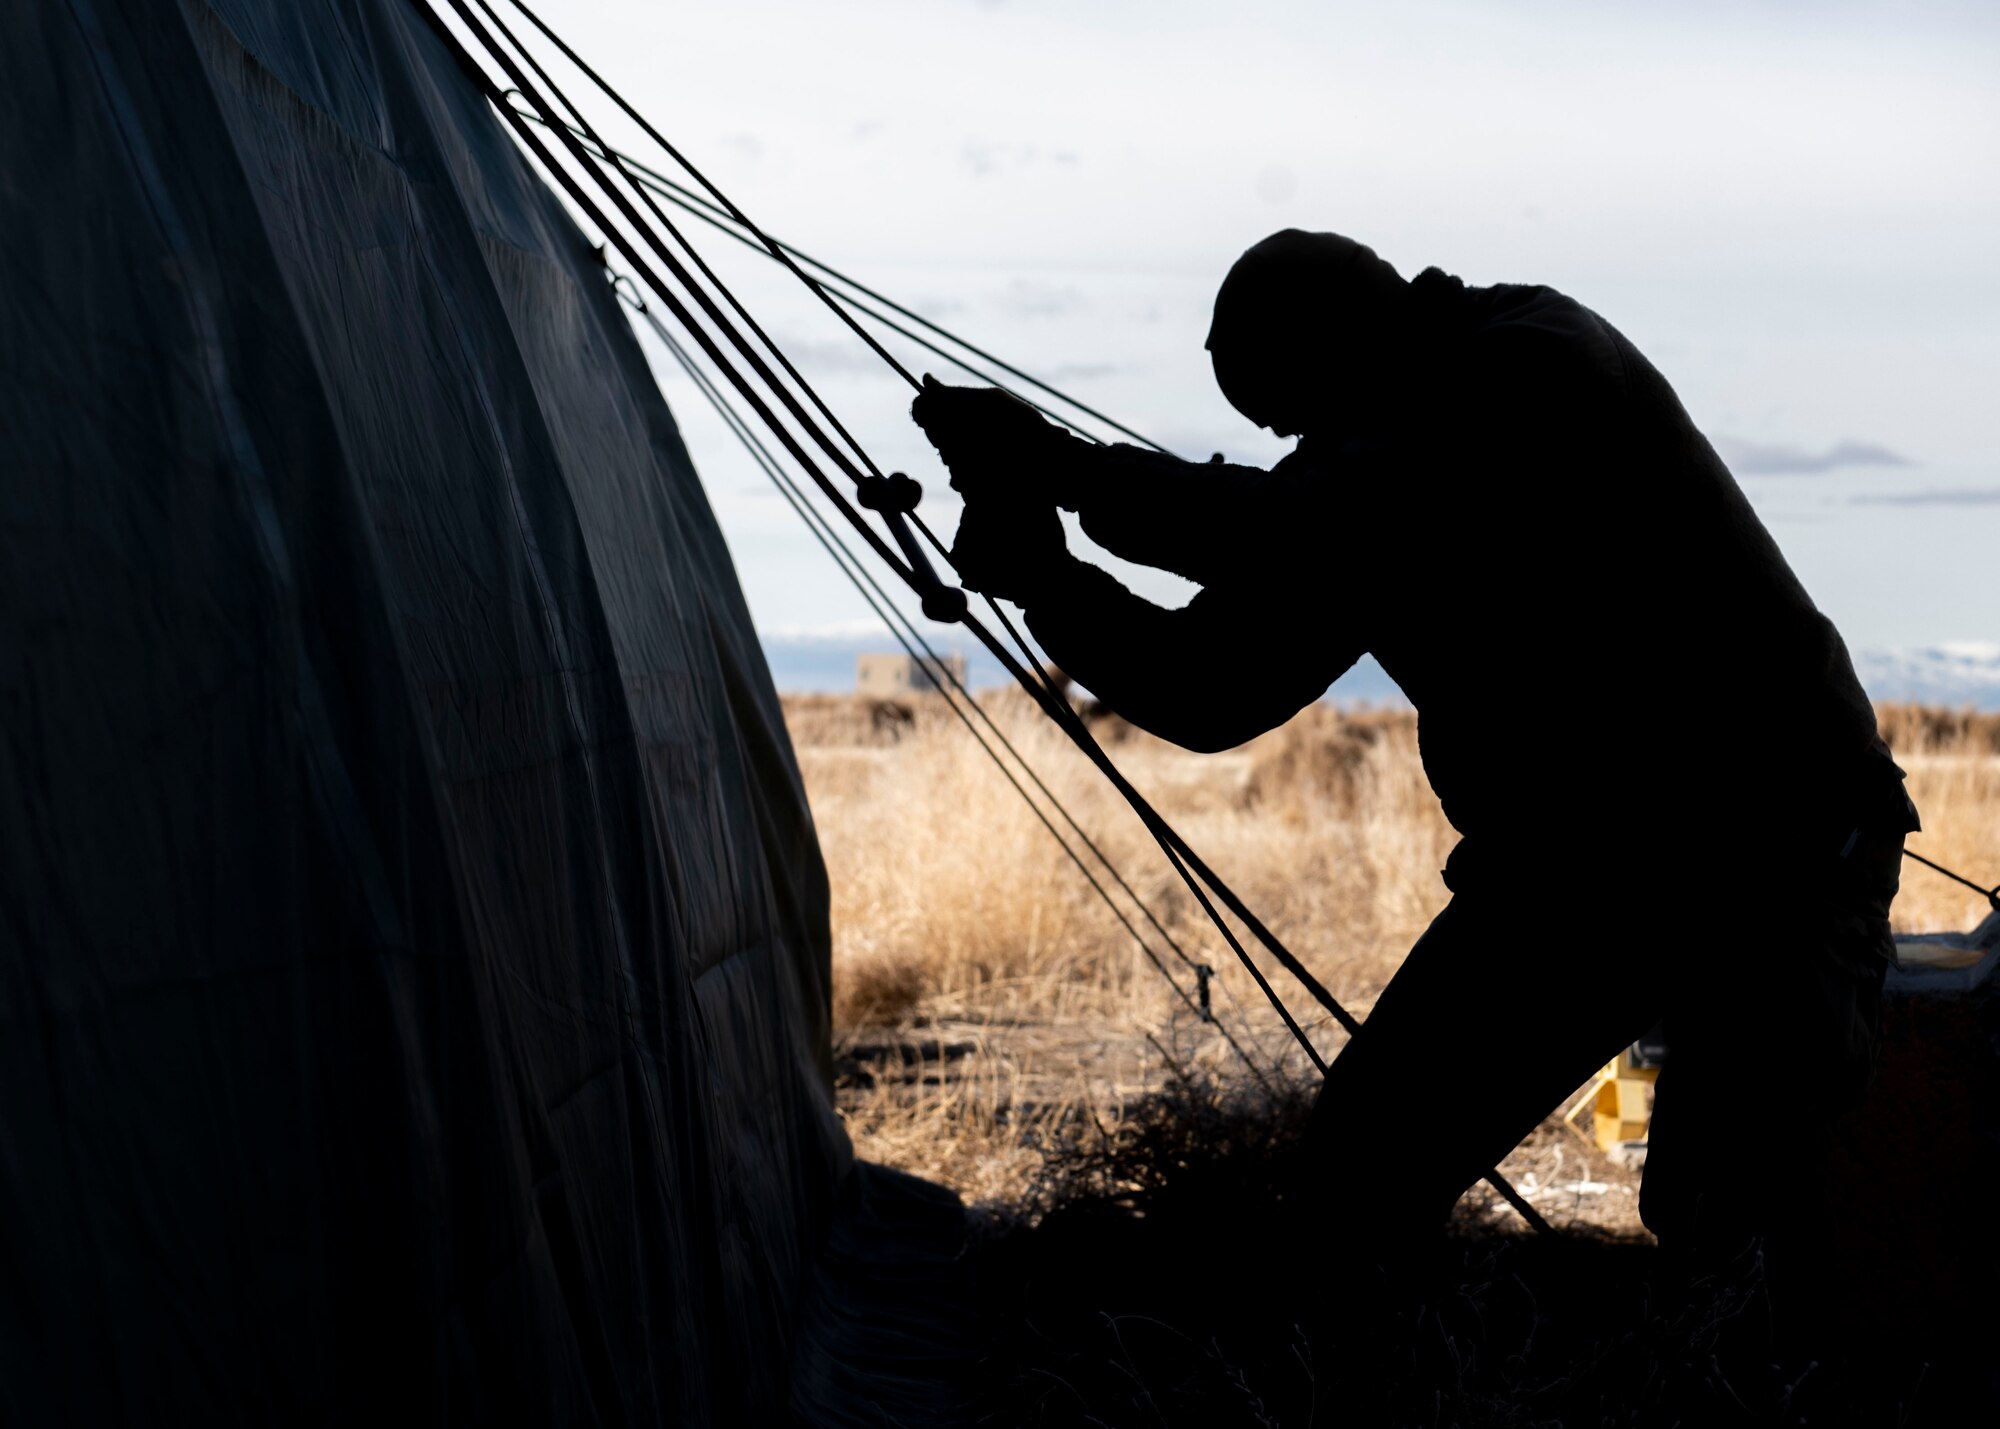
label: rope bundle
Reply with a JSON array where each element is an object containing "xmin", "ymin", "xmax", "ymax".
[{"xmin": 415, "ymin": 0, "xmax": 1581, "ymax": 1237}]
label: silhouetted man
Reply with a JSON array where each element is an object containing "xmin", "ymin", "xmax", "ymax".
[{"xmin": 911, "ymin": 230, "xmax": 1920, "ymax": 1332}]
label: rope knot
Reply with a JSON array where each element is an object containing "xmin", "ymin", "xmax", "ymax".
[
  {"xmin": 856, "ymin": 472, "xmax": 923, "ymax": 514},
  {"xmin": 919, "ymin": 586, "xmax": 968, "ymax": 624}
]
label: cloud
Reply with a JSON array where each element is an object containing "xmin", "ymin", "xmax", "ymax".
[
  {"xmin": 772, "ymin": 336, "xmax": 890, "ymax": 376},
  {"xmin": 1039, "ymin": 361, "xmax": 1122, "ymax": 382},
  {"xmin": 959, "ymin": 139, "xmax": 1080, "ymax": 179},
  {"xmin": 992, "ymin": 278, "xmax": 1083, "ymax": 319},
  {"xmin": 905, "ymin": 295, "xmax": 967, "ymax": 320},
  {"xmin": 1849, "ymin": 487, "xmax": 2000, "ymax": 507},
  {"xmin": 1711, "ymin": 435, "xmax": 1912, "ymax": 475},
  {"xmin": 1255, "ymin": 164, "xmax": 1298, "ymax": 204},
  {"xmin": 959, "ymin": 140, "xmax": 998, "ymax": 178},
  {"xmin": 715, "ymin": 132, "xmax": 764, "ymax": 163}
]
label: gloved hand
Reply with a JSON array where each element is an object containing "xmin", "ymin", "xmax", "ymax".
[
  {"xmin": 910, "ymin": 375, "xmax": 1072, "ymax": 503},
  {"xmin": 948, "ymin": 494, "xmax": 1070, "ymax": 606}
]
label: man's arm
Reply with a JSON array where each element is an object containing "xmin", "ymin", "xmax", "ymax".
[
  {"xmin": 1054, "ymin": 443, "xmax": 1316, "ymax": 589},
  {"xmin": 911, "ymin": 376, "xmax": 1319, "ymax": 587},
  {"xmin": 1019, "ymin": 557, "xmax": 1363, "ymax": 753}
]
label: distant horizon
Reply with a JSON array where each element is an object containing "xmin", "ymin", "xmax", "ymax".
[{"xmin": 758, "ymin": 624, "xmax": 2000, "ymax": 710}]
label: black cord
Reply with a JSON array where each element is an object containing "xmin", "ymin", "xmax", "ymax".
[
  {"xmin": 495, "ymin": 0, "xmax": 920, "ymax": 391},
  {"xmin": 907, "ymin": 509, "xmax": 1365, "ymax": 1039},
  {"xmin": 424, "ymin": 0, "xmax": 1550, "ymax": 1229},
  {"xmin": 428, "ymin": 0, "xmax": 1331, "ymax": 1072},
  {"xmin": 495, "ymin": 93, "xmax": 1168, "ymax": 452},
  {"xmin": 1903, "ymin": 847, "xmax": 2000, "ymax": 911},
  {"xmin": 982, "ymin": 589, "xmax": 1332, "ymax": 1066},
  {"xmin": 637, "ymin": 294, "xmax": 1277, "ymax": 1092},
  {"xmin": 971, "ymin": 577, "xmax": 1549, "ymax": 1232},
  {"xmin": 467, "ymin": 0, "xmax": 890, "ymax": 482},
  {"xmin": 468, "ymin": 0, "xmax": 1368, "ymax": 1051}
]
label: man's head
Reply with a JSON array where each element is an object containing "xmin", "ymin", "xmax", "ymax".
[{"xmin": 1205, "ymin": 230, "xmax": 1413, "ymax": 437}]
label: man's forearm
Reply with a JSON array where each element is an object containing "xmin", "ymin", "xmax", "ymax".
[
  {"xmin": 1021, "ymin": 556, "xmax": 1358, "ymax": 753},
  {"xmin": 1055, "ymin": 444, "xmax": 1309, "ymax": 588}
]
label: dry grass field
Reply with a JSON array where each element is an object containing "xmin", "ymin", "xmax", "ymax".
[{"xmin": 786, "ymin": 692, "xmax": 2000, "ymax": 1223}]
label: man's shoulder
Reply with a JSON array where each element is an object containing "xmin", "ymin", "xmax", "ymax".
[
  {"xmin": 1414, "ymin": 269, "xmax": 1626, "ymax": 393},
  {"xmin": 1412, "ymin": 266, "xmax": 1585, "ymax": 327}
]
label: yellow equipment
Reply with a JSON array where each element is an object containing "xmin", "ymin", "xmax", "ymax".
[{"xmin": 1562, "ymin": 1027, "xmax": 1665, "ymax": 1163}]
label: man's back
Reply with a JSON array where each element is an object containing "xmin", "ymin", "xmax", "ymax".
[{"xmin": 1355, "ymin": 270, "xmax": 1884, "ymax": 860}]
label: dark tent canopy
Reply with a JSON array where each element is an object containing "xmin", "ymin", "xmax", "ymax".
[{"xmin": 1, "ymin": 1, "xmax": 893, "ymax": 1420}]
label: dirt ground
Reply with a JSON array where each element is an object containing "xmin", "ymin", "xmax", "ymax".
[
  {"xmin": 826, "ymin": 1013, "xmax": 1992, "ymax": 1428},
  {"xmin": 836, "ymin": 1015, "xmax": 1651, "ymax": 1240}
]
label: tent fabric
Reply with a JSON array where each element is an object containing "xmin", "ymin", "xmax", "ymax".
[{"xmin": 1, "ymin": 1, "xmax": 858, "ymax": 1421}]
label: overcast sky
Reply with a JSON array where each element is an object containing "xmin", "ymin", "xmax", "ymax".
[{"xmin": 511, "ymin": 0, "xmax": 1999, "ymax": 669}]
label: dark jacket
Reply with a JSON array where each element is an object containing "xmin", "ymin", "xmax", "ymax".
[{"xmin": 1023, "ymin": 268, "xmax": 1911, "ymax": 881}]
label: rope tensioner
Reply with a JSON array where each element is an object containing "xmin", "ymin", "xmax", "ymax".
[{"xmin": 857, "ymin": 473, "xmax": 967, "ymax": 625}]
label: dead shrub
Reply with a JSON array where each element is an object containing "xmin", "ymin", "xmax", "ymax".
[
  {"xmin": 780, "ymin": 691, "xmax": 952, "ymax": 747},
  {"xmin": 1241, "ymin": 707, "xmax": 1379, "ymax": 812},
  {"xmin": 832, "ymin": 950, "xmax": 927, "ymax": 1028},
  {"xmin": 1877, "ymin": 701, "xmax": 2000, "ymax": 758},
  {"xmin": 1077, "ymin": 700, "xmax": 1137, "ymax": 743},
  {"xmin": 867, "ymin": 699, "xmax": 916, "ymax": 740}
]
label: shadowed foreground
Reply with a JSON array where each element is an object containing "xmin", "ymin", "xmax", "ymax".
[{"xmin": 961, "ymin": 1076, "xmax": 1982, "ymax": 1428}]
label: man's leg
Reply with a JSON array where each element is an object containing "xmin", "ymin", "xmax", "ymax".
[
  {"xmin": 1640, "ymin": 836, "xmax": 1900, "ymax": 1349},
  {"xmin": 1294, "ymin": 893, "xmax": 1663, "ymax": 1256}
]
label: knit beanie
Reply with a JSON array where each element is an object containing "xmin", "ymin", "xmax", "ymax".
[{"xmin": 1205, "ymin": 230, "xmax": 1409, "ymax": 353}]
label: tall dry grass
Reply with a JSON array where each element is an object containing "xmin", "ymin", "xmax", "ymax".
[
  {"xmin": 1879, "ymin": 703, "xmax": 2000, "ymax": 933},
  {"xmin": 797, "ymin": 697, "xmax": 1455, "ymax": 1031},
  {"xmin": 792, "ymin": 693, "xmax": 2000, "ymax": 1207}
]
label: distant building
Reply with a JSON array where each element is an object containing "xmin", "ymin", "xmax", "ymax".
[{"xmin": 856, "ymin": 651, "xmax": 966, "ymax": 699}]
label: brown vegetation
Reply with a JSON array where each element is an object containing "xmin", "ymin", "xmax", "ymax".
[
  {"xmin": 790, "ymin": 693, "xmax": 2000, "ymax": 1218},
  {"xmin": 1876, "ymin": 701, "xmax": 2000, "ymax": 758}
]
